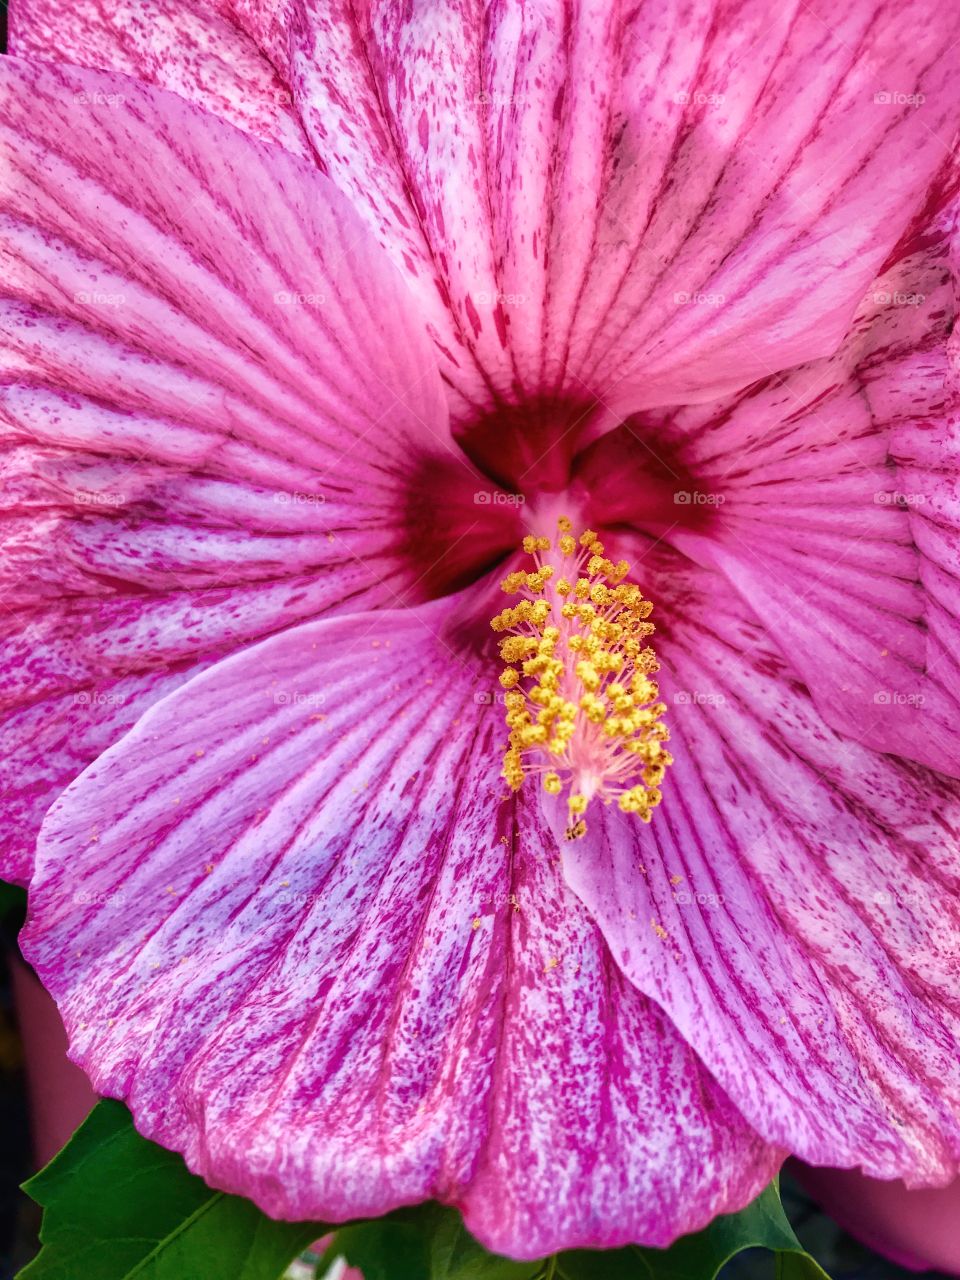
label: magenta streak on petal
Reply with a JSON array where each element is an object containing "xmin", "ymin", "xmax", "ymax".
[
  {"xmin": 624, "ymin": 219, "xmax": 960, "ymax": 775},
  {"xmin": 228, "ymin": 0, "xmax": 960, "ymax": 422},
  {"xmin": 24, "ymin": 597, "xmax": 779, "ymax": 1258},
  {"xmin": 549, "ymin": 542, "xmax": 960, "ymax": 1186},
  {"xmin": 0, "ymin": 57, "xmax": 515, "ymax": 882},
  {"xmin": 4, "ymin": 1, "xmax": 960, "ymax": 1257},
  {"xmin": 8, "ymin": 0, "xmax": 313, "ymax": 157}
]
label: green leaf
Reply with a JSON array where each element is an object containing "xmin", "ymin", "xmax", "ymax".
[
  {"xmin": 0, "ymin": 876, "xmax": 27, "ymax": 929},
  {"xmin": 20, "ymin": 1099, "xmax": 325, "ymax": 1280},
  {"xmin": 321, "ymin": 1219, "xmax": 429, "ymax": 1280},
  {"xmin": 22, "ymin": 1101, "xmax": 830, "ymax": 1280},
  {"xmin": 423, "ymin": 1205, "xmax": 540, "ymax": 1280},
  {"xmin": 556, "ymin": 1184, "xmax": 830, "ymax": 1280},
  {"xmin": 775, "ymin": 1253, "xmax": 832, "ymax": 1280},
  {"xmin": 328, "ymin": 1204, "xmax": 539, "ymax": 1280},
  {"xmin": 331, "ymin": 1184, "xmax": 830, "ymax": 1280}
]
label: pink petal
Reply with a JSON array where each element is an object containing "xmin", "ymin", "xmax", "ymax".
[
  {"xmin": 8, "ymin": 0, "xmax": 310, "ymax": 155},
  {"xmin": 634, "ymin": 216, "xmax": 960, "ymax": 774},
  {"xmin": 231, "ymin": 1, "xmax": 960, "ymax": 419},
  {"xmin": 24, "ymin": 598, "xmax": 778, "ymax": 1258},
  {"xmin": 794, "ymin": 1163, "xmax": 960, "ymax": 1273},
  {"xmin": 549, "ymin": 542, "xmax": 960, "ymax": 1185},
  {"xmin": 0, "ymin": 58, "xmax": 511, "ymax": 881}
]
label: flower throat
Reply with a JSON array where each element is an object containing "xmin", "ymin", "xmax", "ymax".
[{"xmin": 492, "ymin": 517, "xmax": 672, "ymax": 839}]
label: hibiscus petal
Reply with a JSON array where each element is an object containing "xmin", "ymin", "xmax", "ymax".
[
  {"xmin": 0, "ymin": 58, "xmax": 512, "ymax": 880},
  {"xmin": 621, "ymin": 218, "xmax": 960, "ymax": 775},
  {"xmin": 24, "ymin": 598, "xmax": 778, "ymax": 1257},
  {"xmin": 550, "ymin": 544, "xmax": 960, "ymax": 1184},
  {"xmin": 231, "ymin": 0, "xmax": 960, "ymax": 418},
  {"xmin": 8, "ymin": 0, "xmax": 310, "ymax": 155}
]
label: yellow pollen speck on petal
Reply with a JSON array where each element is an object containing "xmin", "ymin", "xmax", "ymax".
[{"xmin": 491, "ymin": 518, "xmax": 672, "ymax": 838}]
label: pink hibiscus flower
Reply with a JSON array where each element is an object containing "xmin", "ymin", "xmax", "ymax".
[{"xmin": 4, "ymin": 0, "xmax": 960, "ymax": 1261}]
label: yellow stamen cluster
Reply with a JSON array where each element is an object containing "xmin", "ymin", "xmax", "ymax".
[{"xmin": 491, "ymin": 518, "xmax": 672, "ymax": 838}]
